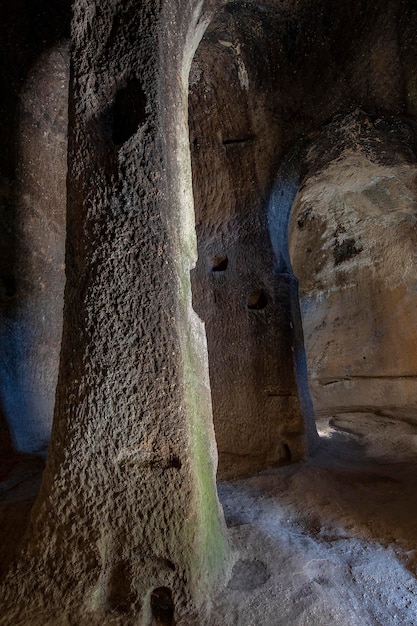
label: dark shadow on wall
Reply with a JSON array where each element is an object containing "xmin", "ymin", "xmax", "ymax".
[
  {"xmin": 0, "ymin": 0, "xmax": 71, "ymax": 454},
  {"xmin": 266, "ymin": 145, "xmax": 317, "ymax": 448},
  {"xmin": 0, "ymin": 404, "xmax": 14, "ymax": 475}
]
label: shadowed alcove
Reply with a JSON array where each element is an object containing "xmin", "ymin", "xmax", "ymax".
[{"xmin": 0, "ymin": 0, "xmax": 70, "ymax": 584}]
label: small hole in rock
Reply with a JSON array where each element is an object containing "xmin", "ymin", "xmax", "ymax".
[
  {"xmin": 107, "ymin": 560, "xmax": 134, "ymax": 614},
  {"xmin": 169, "ymin": 456, "xmax": 181, "ymax": 470},
  {"xmin": 283, "ymin": 443, "xmax": 292, "ymax": 462},
  {"xmin": 111, "ymin": 78, "xmax": 147, "ymax": 146},
  {"xmin": 150, "ymin": 587, "xmax": 174, "ymax": 625},
  {"xmin": 222, "ymin": 135, "xmax": 255, "ymax": 146},
  {"xmin": 247, "ymin": 289, "xmax": 268, "ymax": 310},
  {"xmin": 163, "ymin": 559, "xmax": 176, "ymax": 572},
  {"xmin": 211, "ymin": 255, "xmax": 228, "ymax": 272}
]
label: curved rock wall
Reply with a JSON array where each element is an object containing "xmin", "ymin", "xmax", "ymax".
[
  {"xmin": 290, "ymin": 113, "xmax": 417, "ymax": 418},
  {"xmin": 0, "ymin": 2, "xmax": 70, "ymax": 455},
  {"xmin": 188, "ymin": 0, "xmax": 417, "ymax": 478},
  {"xmin": 189, "ymin": 32, "xmax": 315, "ymax": 478}
]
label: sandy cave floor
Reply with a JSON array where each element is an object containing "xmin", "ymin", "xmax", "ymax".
[
  {"xmin": 1, "ymin": 414, "xmax": 417, "ymax": 625},
  {"xmin": 211, "ymin": 413, "xmax": 417, "ymax": 625}
]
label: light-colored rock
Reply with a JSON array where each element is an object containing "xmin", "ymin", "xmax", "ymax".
[{"xmin": 290, "ymin": 115, "xmax": 417, "ymax": 418}]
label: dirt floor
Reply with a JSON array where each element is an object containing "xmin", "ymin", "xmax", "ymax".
[
  {"xmin": 1, "ymin": 413, "xmax": 417, "ymax": 625},
  {"xmin": 212, "ymin": 413, "xmax": 417, "ymax": 625}
]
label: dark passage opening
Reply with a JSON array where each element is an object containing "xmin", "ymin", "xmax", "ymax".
[
  {"xmin": 111, "ymin": 78, "xmax": 147, "ymax": 146},
  {"xmin": 150, "ymin": 587, "xmax": 175, "ymax": 625}
]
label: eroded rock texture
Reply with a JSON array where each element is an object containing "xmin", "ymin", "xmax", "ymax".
[
  {"xmin": 1, "ymin": 0, "xmax": 417, "ymax": 625},
  {"xmin": 290, "ymin": 113, "xmax": 417, "ymax": 418},
  {"xmin": 1, "ymin": 1, "xmax": 227, "ymax": 624}
]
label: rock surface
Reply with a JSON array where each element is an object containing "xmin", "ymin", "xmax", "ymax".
[
  {"xmin": 1, "ymin": 1, "xmax": 228, "ymax": 622},
  {"xmin": 0, "ymin": 2, "xmax": 70, "ymax": 455},
  {"xmin": 1, "ymin": 0, "xmax": 417, "ymax": 624},
  {"xmin": 290, "ymin": 113, "xmax": 417, "ymax": 419},
  {"xmin": 3, "ymin": 412, "xmax": 417, "ymax": 625}
]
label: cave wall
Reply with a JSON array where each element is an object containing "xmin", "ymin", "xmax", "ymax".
[
  {"xmin": 289, "ymin": 112, "xmax": 417, "ymax": 418},
  {"xmin": 1, "ymin": 0, "xmax": 415, "ymax": 468},
  {"xmin": 1, "ymin": 0, "xmax": 417, "ymax": 624},
  {"xmin": 0, "ymin": 1, "xmax": 70, "ymax": 454},
  {"xmin": 188, "ymin": 0, "xmax": 417, "ymax": 478},
  {"xmin": 189, "ymin": 31, "xmax": 316, "ymax": 479}
]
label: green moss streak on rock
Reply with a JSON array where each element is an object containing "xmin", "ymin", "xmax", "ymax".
[
  {"xmin": 168, "ymin": 80, "xmax": 228, "ymax": 603},
  {"xmin": 180, "ymin": 269, "xmax": 228, "ymax": 589}
]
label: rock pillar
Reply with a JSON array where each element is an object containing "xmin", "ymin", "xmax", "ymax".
[{"xmin": 0, "ymin": 1, "xmax": 227, "ymax": 623}]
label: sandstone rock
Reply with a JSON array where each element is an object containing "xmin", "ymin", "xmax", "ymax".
[
  {"xmin": 290, "ymin": 113, "xmax": 417, "ymax": 420},
  {"xmin": 1, "ymin": 1, "xmax": 417, "ymax": 624}
]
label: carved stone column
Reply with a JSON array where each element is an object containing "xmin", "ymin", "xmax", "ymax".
[{"xmin": 1, "ymin": 1, "xmax": 227, "ymax": 623}]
